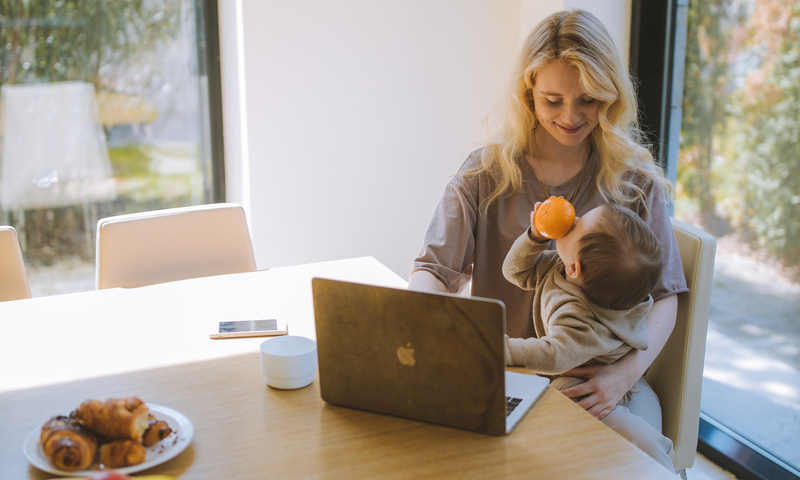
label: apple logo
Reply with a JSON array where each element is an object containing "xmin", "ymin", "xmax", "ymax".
[{"xmin": 396, "ymin": 342, "xmax": 416, "ymax": 366}]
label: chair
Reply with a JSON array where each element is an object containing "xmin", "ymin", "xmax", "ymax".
[
  {"xmin": 645, "ymin": 218, "xmax": 717, "ymax": 477},
  {"xmin": 0, "ymin": 82, "xmax": 116, "ymax": 250},
  {"xmin": 96, "ymin": 203, "xmax": 257, "ymax": 289},
  {"xmin": 0, "ymin": 226, "xmax": 32, "ymax": 301}
]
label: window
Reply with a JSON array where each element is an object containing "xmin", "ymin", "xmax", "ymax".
[
  {"xmin": 633, "ymin": 0, "xmax": 800, "ymax": 478},
  {"xmin": 0, "ymin": 0, "xmax": 223, "ymax": 295}
]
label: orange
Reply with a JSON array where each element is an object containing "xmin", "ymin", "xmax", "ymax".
[{"xmin": 534, "ymin": 196, "xmax": 576, "ymax": 239}]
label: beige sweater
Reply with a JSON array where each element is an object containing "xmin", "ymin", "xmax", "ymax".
[{"xmin": 502, "ymin": 230, "xmax": 651, "ymax": 376}]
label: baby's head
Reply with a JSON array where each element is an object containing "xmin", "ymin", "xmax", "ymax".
[{"xmin": 557, "ymin": 204, "xmax": 663, "ymax": 310}]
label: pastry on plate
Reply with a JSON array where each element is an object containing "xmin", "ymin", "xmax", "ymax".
[
  {"xmin": 40, "ymin": 415, "xmax": 98, "ymax": 472},
  {"xmin": 98, "ymin": 439, "xmax": 147, "ymax": 468},
  {"xmin": 75, "ymin": 396, "xmax": 150, "ymax": 441}
]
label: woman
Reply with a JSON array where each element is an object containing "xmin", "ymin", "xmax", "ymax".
[{"xmin": 409, "ymin": 9, "xmax": 686, "ymax": 470}]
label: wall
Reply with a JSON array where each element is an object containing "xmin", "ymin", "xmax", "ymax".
[
  {"xmin": 520, "ymin": 1, "xmax": 631, "ymax": 61},
  {"xmin": 221, "ymin": 0, "xmax": 631, "ymax": 279}
]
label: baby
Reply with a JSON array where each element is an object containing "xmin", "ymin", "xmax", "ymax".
[{"xmin": 502, "ymin": 202, "xmax": 663, "ymax": 404}]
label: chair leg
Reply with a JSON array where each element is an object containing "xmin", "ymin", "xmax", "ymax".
[
  {"xmin": 83, "ymin": 202, "xmax": 98, "ymax": 258},
  {"xmin": 16, "ymin": 209, "xmax": 26, "ymax": 254},
  {"xmin": 677, "ymin": 468, "xmax": 688, "ymax": 480}
]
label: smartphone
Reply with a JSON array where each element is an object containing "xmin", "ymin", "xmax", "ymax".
[{"xmin": 209, "ymin": 319, "xmax": 288, "ymax": 339}]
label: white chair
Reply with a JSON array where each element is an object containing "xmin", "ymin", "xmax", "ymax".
[
  {"xmin": 96, "ymin": 203, "xmax": 257, "ymax": 289},
  {"xmin": 0, "ymin": 226, "xmax": 32, "ymax": 301},
  {"xmin": 0, "ymin": 81, "xmax": 116, "ymax": 210},
  {"xmin": 0, "ymin": 81, "xmax": 116, "ymax": 251},
  {"xmin": 645, "ymin": 218, "xmax": 717, "ymax": 478}
]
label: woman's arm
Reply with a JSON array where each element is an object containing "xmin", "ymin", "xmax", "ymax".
[
  {"xmin": 558, "ymin": 294, "xmax": 678, "ymax": 419},
  {"xmin": 408, "ymin": 270, "xmax": 449, "ymax": 293}
]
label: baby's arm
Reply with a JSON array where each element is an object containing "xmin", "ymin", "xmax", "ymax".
[
  {"xmin": 505, "ymin": 317, "xmax": 627, "ymax": 374},
  {"xmin": 502, "ymin": 206, "xmax": 552, "ymax": 289}
]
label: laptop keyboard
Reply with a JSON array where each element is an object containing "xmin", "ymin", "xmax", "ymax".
[{"xmin": 506, "ymin": 396, "xmax": 523, "ymax": 417}]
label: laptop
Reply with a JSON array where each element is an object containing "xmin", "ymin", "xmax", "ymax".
[{"xmin": 311, "ymin": 278, "xmax": 550, "ymax": 435}]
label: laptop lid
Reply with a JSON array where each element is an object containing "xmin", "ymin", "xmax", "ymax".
[{"xmin": 312, "ymin": 278, "xmax": 544, "ymax": 435}]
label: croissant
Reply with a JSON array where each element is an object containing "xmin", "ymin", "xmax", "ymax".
[
  {"xmin": 98, "ymin": 439, "xmax": 147, "ymax": 468},
  {"xmin": 142, "ymin": 415, "xmax": 173, "ymax": 447},
  {"xmin": 75, "ymin": 396, "xmax": 150, "ymax": 441},
  {"xmin": 40, "ymin": 415, "xmax": 98, "ymax": 472}
]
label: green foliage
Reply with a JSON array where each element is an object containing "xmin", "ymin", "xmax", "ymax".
[
  {"xmin": 0, "ymin": 0, "xmax": 179, "ymax": 86},
  {"xmin": 109, "ymin": 145, "xmax": 156, "ymax": 178},
  {"xmin": 735, "ymin": 2, "xmax": 800, "ymax": 267},
  {"xmin": 679, "ymin": 0, "xmax": 800, "ymax": 276},
  {"xmin": 679, "ymin": 0, "xmax": 745, "ymax": 225}
]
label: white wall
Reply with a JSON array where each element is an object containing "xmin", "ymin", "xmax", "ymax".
[{"xmin": 221, "ymin": 0, "xmax": 631, "ymax": 279}]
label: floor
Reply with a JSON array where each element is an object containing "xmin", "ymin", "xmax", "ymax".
[{"xmin": 690, "ymin": 453, "xmax": 738, "ymax": 479}]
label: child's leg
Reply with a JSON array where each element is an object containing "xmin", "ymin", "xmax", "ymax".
[
  {"xmin": 626, "ymin": 376, "xmax": 663, "ymax": 432},
  {"xmin": 554, "ymin": 375, "xmax": 675, "ymax": 471},
  {"xmin": 601, "ymin": 405, "xmax": 675, "ymax": 471},
  {"xmin": 601, "ymin": 377, "xmax": 676, "ymax": 471}
]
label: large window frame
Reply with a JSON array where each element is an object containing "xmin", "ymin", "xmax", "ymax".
[
  {"xmin": 630, "ymin": 1, "xmax": 800, "ymax": 479},
  {"xmin": 202, "ymin": 0, "xmax": 226, "ymax": 203}
]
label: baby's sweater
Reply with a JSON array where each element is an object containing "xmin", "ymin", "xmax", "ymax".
[{"xmin": 502, "ymin": 230, "xmax": 651, "ymax": 374}]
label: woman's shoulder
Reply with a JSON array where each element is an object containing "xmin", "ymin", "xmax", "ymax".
[
  {"xmin": 455, "ymin": 147, "xmax": 485, "ymax": 173},
  {"xmin": 451, "ymin": 147, "xmax": 491, "ymax": 186}
]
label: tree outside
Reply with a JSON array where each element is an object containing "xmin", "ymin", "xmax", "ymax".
[
  {"xmin": 679, "ymin": 0, "xmax": 800, "ymax": 470},
  {"xmin": 680, "ymin": 0, "xmax": 800, "ymax": 280}
]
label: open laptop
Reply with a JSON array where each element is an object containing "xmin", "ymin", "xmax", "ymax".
[{"xmin": 311, "ymin": 278, "xmax": 550, "ymax": 435}]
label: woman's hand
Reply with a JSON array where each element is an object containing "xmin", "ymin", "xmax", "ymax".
[
  {"xmin": 559, "ymin": 363, "xmax": 638, "ymax": 419},
  {"xmin": 560, "ymin": 295, "xmax": 679, "ymax": 419}
]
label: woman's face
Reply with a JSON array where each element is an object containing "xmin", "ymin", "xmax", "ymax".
[{"xmin": 531, "ymin": 59, "xmax": 600, "ymax": 148}]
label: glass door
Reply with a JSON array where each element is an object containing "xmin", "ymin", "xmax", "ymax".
[{"xmin": 678, "ymin": 0, "xmax": 800, "ymax": 475}]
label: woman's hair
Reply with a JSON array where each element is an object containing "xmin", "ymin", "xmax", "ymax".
[
  {"xmin": 474, "ymin": 9, "xmax": 672, "ymax": 211},
  {"xmin": 578, "ymin": 204, "xmax": 663, "ymax": 310}
]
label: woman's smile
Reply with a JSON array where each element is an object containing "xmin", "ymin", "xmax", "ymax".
[
  {"xmin": 556, "ymin": 122, "xmax": 587, "ymax": 135},
  {"xmin": 531, "ymin": 60, "xmax": 600, "ymax": 147}
]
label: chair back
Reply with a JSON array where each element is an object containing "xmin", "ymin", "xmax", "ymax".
[
  {"xmin": 0, "ymin": 226, "xmax": 32, "ymax": 301},
  {"xmin": 96, "ymin": 203, "xmax": 257, "ymax": 289},
  {"xmin": 645, "ymin": 218, "xmax": 716, "ymax": 470},
  {"xmin": 1, "ymin": 82, "xmax": 115, "ymax": 209}
]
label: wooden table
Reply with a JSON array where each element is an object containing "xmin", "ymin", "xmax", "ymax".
[{"xmin": 0, "ymin": 257, "xmax": 674, "ymax": 479}]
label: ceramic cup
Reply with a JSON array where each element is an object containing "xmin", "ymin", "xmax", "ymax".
[{"xmin": 259, "ymin": 335, "xmax": 318, "ymax": 389}]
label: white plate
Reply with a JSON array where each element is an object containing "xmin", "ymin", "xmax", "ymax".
[{"xmin": 24, "ymin": 404, "xmax": 194, "ymax": 476}]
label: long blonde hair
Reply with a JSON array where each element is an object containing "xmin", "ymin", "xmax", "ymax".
[{"xmin": 476, "ymin": 9, "xmax": 672, "ymax": 210}]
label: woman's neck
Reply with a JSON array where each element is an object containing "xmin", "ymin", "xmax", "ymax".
[{"xmin": 526, "ymin": 128, "xmax": 591, "ymax": 186}]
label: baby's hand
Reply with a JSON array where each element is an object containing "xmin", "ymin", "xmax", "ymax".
[
  {"xmin": 504, "ymin": 334, "xmax": 513, "ymax": 366},
  {"xmin": 528, "ymin": 203, "xmax": 549, "ymax": 241}
]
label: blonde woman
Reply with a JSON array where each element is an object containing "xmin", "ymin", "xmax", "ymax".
[{"xmin": 410, "ymin": 9, "xmax": 686, "ymax": 470}]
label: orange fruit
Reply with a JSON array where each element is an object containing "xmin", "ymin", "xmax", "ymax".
[{"xmin": 534, "ymin": 197, "xmax": 576, "ymax": 239}]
